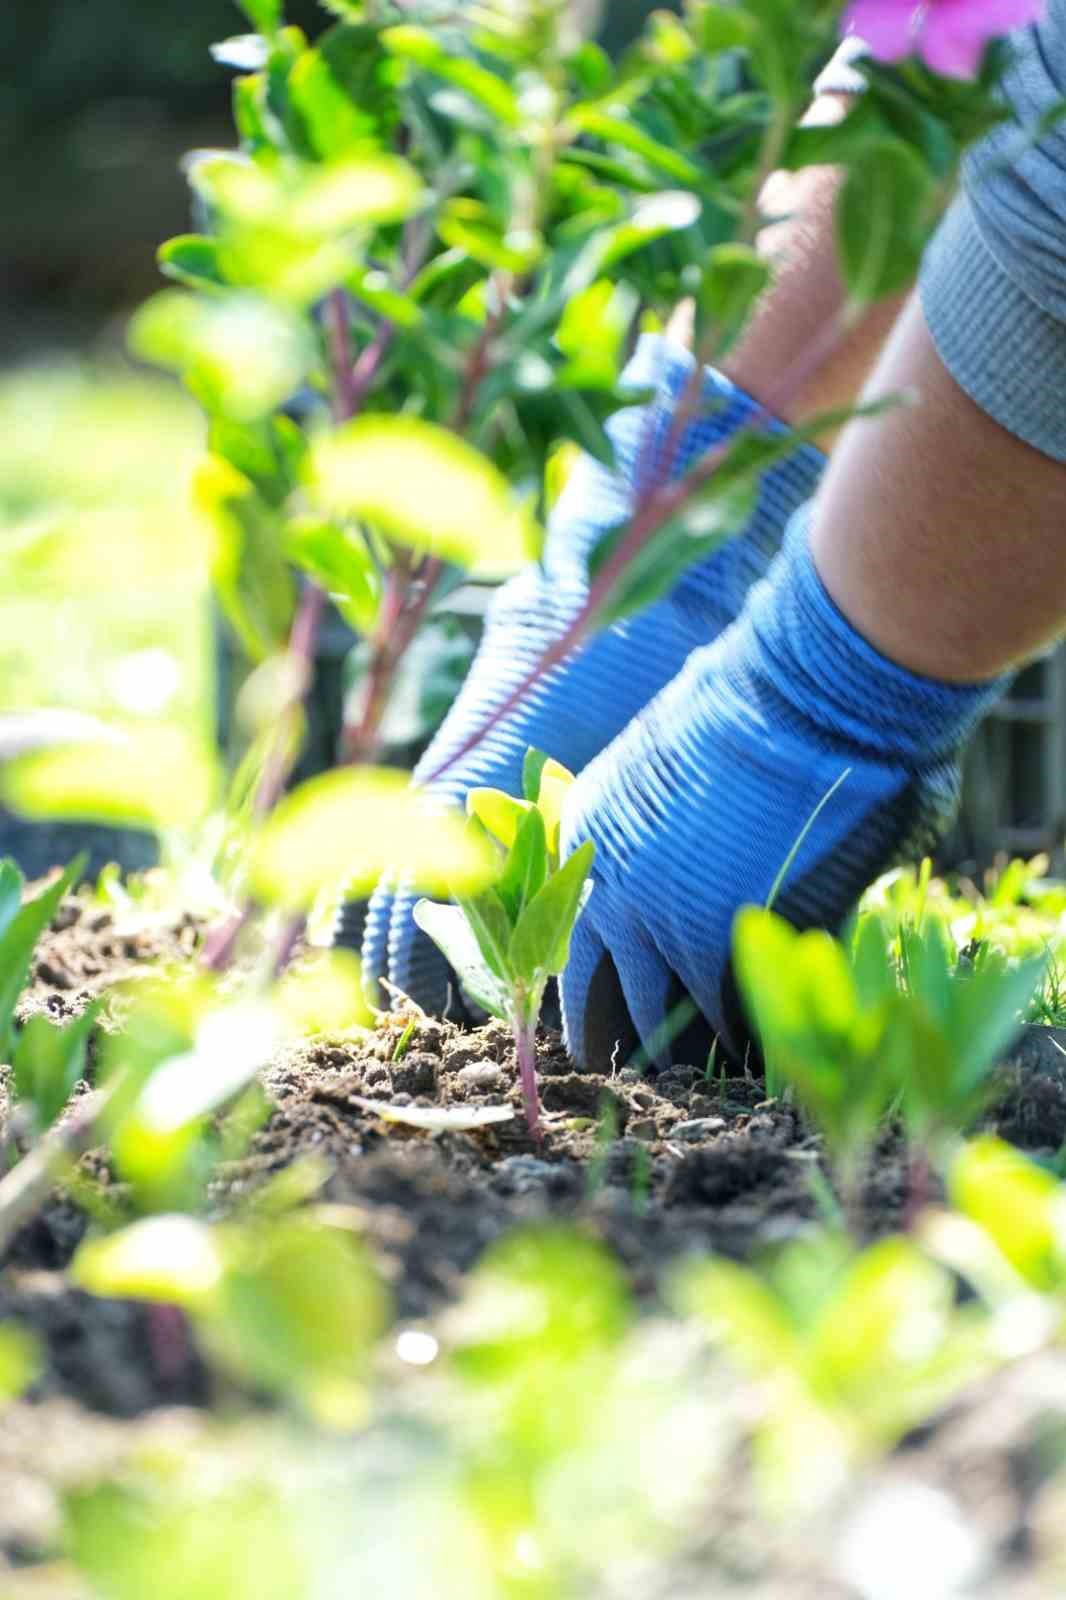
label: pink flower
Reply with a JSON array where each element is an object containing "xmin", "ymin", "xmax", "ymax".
[{"xmin": 841, "ymin": 0, "xmax": 1044, "ymax": 77}]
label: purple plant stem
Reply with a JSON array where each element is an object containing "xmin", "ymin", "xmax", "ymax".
[
  {"xmin": 146, "ymin": 1302, "xmax": 195, "ymax": 1386},
  {"xmin": 515, "ymin": 1011, "xmax": 543, "ymax": 1141}
]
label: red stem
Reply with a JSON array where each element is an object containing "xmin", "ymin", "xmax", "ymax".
[
  {"xmin": 515, "ymin": 1010, "xmax": 542, "ymax": 1141},
  {"xmin": 423, "ymin": 309, "xmax": 856, "ymax": 788}
]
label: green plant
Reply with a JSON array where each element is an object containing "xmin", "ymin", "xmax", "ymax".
[
  {"xmin": 733, "ymin": 907, "xmax": 900, "ymax": 1223},
  {"xmin": 923, "ymin": 1135, "xmax": 1066, "ymax": 1339},
  {"xmin": 73, "ymin": 1201, "xmax": 388, "ymax": 1425},
  {"xmin": 12, "ymin": 1003, "xmax": 102, "ymax": 1143},
  {"xmin": 733, "ymin": 905, "xmax": 1045, "ymax": 1224},
  {"xmin": 676, "ymin": 1227, "xmax": 993, "ymax": 1510},
  {"xmin": 414, "ymin": 749, "xmax": 594, "ymax": 1137}
]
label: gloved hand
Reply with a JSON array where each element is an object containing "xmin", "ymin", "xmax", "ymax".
[
  {"xmin": 560, "ymin": 510, "xmax": 1008, "ymax": 1071},
  {"xmin": 338, "ymin": 333, "xmax": 823, "ymax": 1012}
]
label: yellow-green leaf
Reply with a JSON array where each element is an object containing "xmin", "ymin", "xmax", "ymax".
[
  {"xmin": 533, "ymin": 757, "xmax": 575, "ymax": 858},
  {"xmin": 1, "ymin": 726, "xmax": 218, "ymax": 830},
  {"xmin": 467, "ymin": 787, "xmax": 533, "ymax": 851},
  {"xmin": 73, "ymin": 1216, "xmax": 224, "ymax": 1306},
  {"xmin": 311, "ymin": 417, "xmax": 541, "ymax": 577},
  {"xmin": 249, "ymin": 767, "xmax": 498, "ymax": 910}
]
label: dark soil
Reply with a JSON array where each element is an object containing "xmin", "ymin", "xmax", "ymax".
[{"xmin": 4, "ymin": 896, "xmax": 1066, "ymax": 1591}]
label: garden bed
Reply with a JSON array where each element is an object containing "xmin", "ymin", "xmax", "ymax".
[{"xmin": 5, "ymin": 894, "xmax": 1066, "ymax": 1595}]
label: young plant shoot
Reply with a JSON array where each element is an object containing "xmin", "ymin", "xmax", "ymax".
[
  {"xmin": 734, "ymin": 905, "xmax": 1046, "ymax": 1226},
  {"xmin": 414, "ymin": 750, "xmax": 594, "ymax": 1138}
]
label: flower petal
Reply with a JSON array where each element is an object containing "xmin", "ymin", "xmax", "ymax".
[
  {"xmin": 920, "ymin": 0, "xmax": 1045, "ymax": 77},
  {"xmin": 842, "ymin": 0, "xmax": 919, "ymax": 62}
]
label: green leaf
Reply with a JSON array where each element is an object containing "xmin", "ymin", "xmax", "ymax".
[
  {"xmin": 72, "ymin": 1215, "xmax": 225, "ymax": 1306},
  {"xmin": 554, "ymin": 279, "xmax": 637, "ymax": 391},
  {"xmin": 413, "ymin": 900, "xmax": 512, "ymax": 1020},
  {"xmin": 570, "ymin": 107, "xmax": 705, "ymax": 186},
  {"xmin": 496, "ymin": 806, "xmax": 549, "ymax": 924},
  {"xmin": 190, "ymin": 153, "xmax": 421, "ymax": 305},
  {"xmin": 0, "ymin": 856, "xmax": 84, "ymax": 1058},
  {"xmin": 195, "ymin": 453, "xmax": 296, "ymax": 660},
  {"xmin": 595, "ymin": 190, "xmax": 702, "ymax": 274},
  {"xmin": 209, "ymin": 414, "xmax": 306, "ymax": 508},
  {"xmin": 284, "ymin": 517, "xmax": 381, "ymax": 635},
  {"xmin": 287, "ymin": 29, "xmax": 396, "ymax": 160},
  {"xmin": 949, "ymin": 1136, "xmax": 1065, "ymax": 1291},
  {"xmin": 249, "ymin": 768, "xmax": 497, "ymax": 910},
  {"xmin": 836, "ymin": 139, "xmax": 938, "ymax": 308},
  {"xmin": 311, "ymin": 416, "xmax": 541, "ymax": 578},
  {"xmin": 509, "ymin": 840, "xmax": 595, "ymax": 980},
  {"xmin": 697, "ymin": 243, "xmax": 772, "ymax": 356},
  {"xmin": 458, "ymin": 888, "xmax": 515, "ymax": 981},
  {"xmin": 13, "ymin": 1002, "xmax": 101, "ymax": 1134},
  {"xmin": 0, "ymin": 1326, "xmax": 39, "ymax": 1403},
  {"xmin": 236, "ymin": 0, "xmax": 281, "ymax": 34},
  {"xmin": 438, "ymin": 199, "xmax": 545, "ymax": 274},
  {"xmin": 691, "ymin": 2, "xmax": 758, "ymax": 54},
  {"xmin": 533, "ymin": 757, "xmax": 574, "ymax": 859},
  {"xmin": 467, "ymin": 787, "xmax": 534, "ymax": 851},
  {"xmin": 158, "ymin": 234, "xmax": 227, "ymax": 292},
  {"xmin": 207, "ymin": 1215, "xmax": 389, "ymax": 1424},
  {"xmin": 382, "ymin": 25, "xmax": 520, "ymax": 126},
  {"xmin": 129, "ymin": 290, "xmax": 312, "ymax": 420},
  {"xmin": 522, "ymin": 748, "xmax": 549, "ymax": 805},
  {"xmin": 0, "ymin": 862, "xmax": 25, "ymax": 944},
  {"xmin": 3, "ymin": 727, "xmax": 219, "ymax": 831},
  {"xmin": 347, "ymin": 265, "xmax": 422, "ymax": 329}
]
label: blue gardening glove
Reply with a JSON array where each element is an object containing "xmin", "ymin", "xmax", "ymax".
[
  {"xmin": 560, "ymin": 511, "xmax": 1009, "ymax": 1071},
  {"xmin": 339, "ymin": 334, "xmax": 823, "ymax": 1012}
]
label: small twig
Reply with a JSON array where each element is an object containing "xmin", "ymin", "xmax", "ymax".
[{"xmin": 342, "ymin": 556, "xmax": 444, "ymax": 764}]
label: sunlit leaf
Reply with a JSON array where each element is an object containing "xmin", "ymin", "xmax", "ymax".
[
  {"xmin": 236, "ymin": 0, "xmax": 281, "ymax": 33},
  {"xmin": 949, "ymin": 1136, "xmax": 1066, "ymax": 1292},
  {"xmin": 130, "ymin": 290, "xmax": 312, "ymax": 420},
  {"xmin": 72, "ymin": 1215, "xmax": 225, "ymax": 1305},
  {"xmin": 312, "ymin": 416, "xmax": 540, "ymax": 576},
  {"xmin": 284, "ymin": 516, "xmax": 381, "ymax": 635},
  {"xmin": 204, "ymin": 1213, "xmax": 389, "ymax": 1425},
  {"xmin": 275, "ymin": 949, "xmax": 372, "ymax": 1033},
  {"xmin": 0, "ymin": 1326, "xmax": 39, "ymax": 1402},
  {"xmin": 532, "ymin": 756, "xmax": 574, "ymax": 858},
  {"xmin": 2, "ymin": 725, "xmax": 218, "ymax": 830},
  {"xmin": 467, "ymin": 787, "xmax": 533, "ymax": 851},
  {"xmin": 249, "ymin": 768, "xmax": 497, "ymax": 910}
]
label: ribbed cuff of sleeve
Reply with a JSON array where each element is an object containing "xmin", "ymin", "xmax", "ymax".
[{"xmin": 920, "ymin": 190, "xmax": 1066, "ymax": 464}]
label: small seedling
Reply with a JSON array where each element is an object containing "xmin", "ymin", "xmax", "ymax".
[
  {"xmin": 733, "ymin": 907, "xmax": 899, "ymax": 1226},
  {"xmin": 893, "ymin": 917, "xmax": 1046, "ymax": 1169},
  {"xmin": 415, "ymin": 749, "xmax": 594, "ymax": 1139},
  {"xmin": 13, "ymin": 1002, "xmax": 102, "ymax": 1141},
  {"xmin": 734, "ymin": 906, "xmax": 1047, "ymax": 1226}
]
